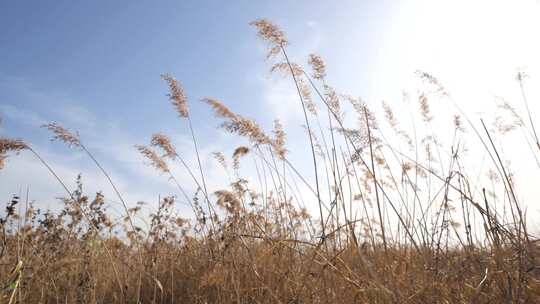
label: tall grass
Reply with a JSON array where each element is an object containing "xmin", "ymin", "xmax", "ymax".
[{"xmin": 0, "ymin": 19, "xmax": 539, "ymax": 303}]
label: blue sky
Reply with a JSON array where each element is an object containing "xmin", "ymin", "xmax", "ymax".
[
  {"xmin": 1, "ymin": 0, "xmax": 540, "ymax": 220},
  {"xmin": 0, "ymin": 0, "xmax": 388, "ymax": 131},
  {"xmin": 0, "ymin": 1, "xmax": 392, "ymax": 207}
]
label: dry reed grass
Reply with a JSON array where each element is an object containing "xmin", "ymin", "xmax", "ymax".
[{"xmin": 0, "ymin": 19, "xmax": 539, "ymax": 303}]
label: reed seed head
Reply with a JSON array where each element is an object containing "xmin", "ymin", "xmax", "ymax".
[
  {"xmin": 416, "ymin": 70, "xmax": 448, "ymax": 96},
  {"xmin": 272, "ymin": 119, "xmax": 287, "ymax": 158},
  {"xmin": 250, "ymin": 19, "xmax": 287, "ymax": 58},
  {"xmin": 0, "ymin": 138, "xmax": 28, "ymax": 170},
  {"xmin": 42, "ymin": 122, "xmax": 81, "ymax": 147},
  {"xmin": 324, "ymin": 85, "xmax": 340, "ymax": 115},
  {"xmin": 232, "ymin": 146, "xmax": 249, "ymax": 170},
  {"xmin": 232, "ymin": 146, "xmax": 249, "ymax": 159},
  {"xmin": 203, "ymin": 97, "xmax": 271, "ymax": 146},
  {"xmin": 135, "ymin": 144, "xmax": 170, "ymax": 173},
  {"xmin": 202, "ymin": 97, "xmax": 237, "ymax": 120},
  {"xmin": 151, "ymin": 133, "xmax": 178, "ymax": 160},
  {"xmin": 215, "ymin": 190, "xmax": 241, "ymax": 213},
  {"xmin": 308, "ymin": 53, "xmax": 326, "ymax": 80},
  {"xmin": 162, "ymin": 73, "xmax": 189, "ymax": 118},
  {"xmin": 418, "ymin": 93, "xmax": 433, "ymax": 122}
]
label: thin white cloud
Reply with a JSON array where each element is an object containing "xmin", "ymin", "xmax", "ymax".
[{"xmin": 0, "ymin": 103, "xmax": 47, "ymax": 129}]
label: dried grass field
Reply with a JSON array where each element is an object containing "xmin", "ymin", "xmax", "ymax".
[{"xmin": 1, "ymin": 20, "xmax": 539, "ymax": 303}]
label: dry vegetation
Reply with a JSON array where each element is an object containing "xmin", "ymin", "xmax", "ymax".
[{"xmin": 1, "ymin": 20, "xmax": 540, "ymax": 303}]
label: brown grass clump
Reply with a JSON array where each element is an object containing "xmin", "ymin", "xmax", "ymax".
[{"xmin": 1, "ymin": 20, "xmax": 539, "ymax": 304}]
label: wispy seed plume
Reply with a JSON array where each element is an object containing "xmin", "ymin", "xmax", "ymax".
[
  {"xmin": 250, "ymin": 19, "xmax": 288, "ymax": 58},
  {"xmin": 135, "ymin": 144, "xmax": 170, "ymax": 173},
  {"xmin": 202, "ymin": 97, "xmax": 237, "ymax": 120},
  {"xmin": 162, "ymin": 74, "xmax": 189, "ymax": 118},
  {"xmin": 150, "ymin": 133, "xmax": 178, "ymax": 160},
  {"xmin": 232, "ymin": 146, "xmax": 250, "ymax": 159},
  {"xmin": 415, "ymin": 70, "xmax": 448, "ymax": 96},
  {"xmin": 214, "ymin": 190, "xmax": 241, "ymax": 213},
  {"xmin": 232, "ymin": 146, "xmax": 250, "ymax": 170},
  {"xmin": 42, "ymin": 122, "xmax": 81, "ymax": 147},
  {"xmin": 270, "ymin": 62, "xmax": 316, "ymax": 115},
  {"xmin": 324, "ymin": 85, "xmax": 340, "ymax": 115},
  {"xmin": 272, "ymin": 119, "xmax": 287, "ymax": 158},
  {"xmin": 0, "ymin": 138, "xmax": 28, "ymax": 170},
  {"xmin": 213, "ymin": 152, "xmax": 227, "ymax": 171},
  {"xmin": 419, "ymin": 93, "xmax": 433, "ymax": 122},
  {"xmin": 308, "ymin": 53, "xmax": 326, "ymax": 80},
  {"xmin": 202, "ymin": 97, "xmax": 271, "ymax": 146},
  {"xmin": 453, "ymin": 115, "xmax": 466, "ymax": 132}
]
